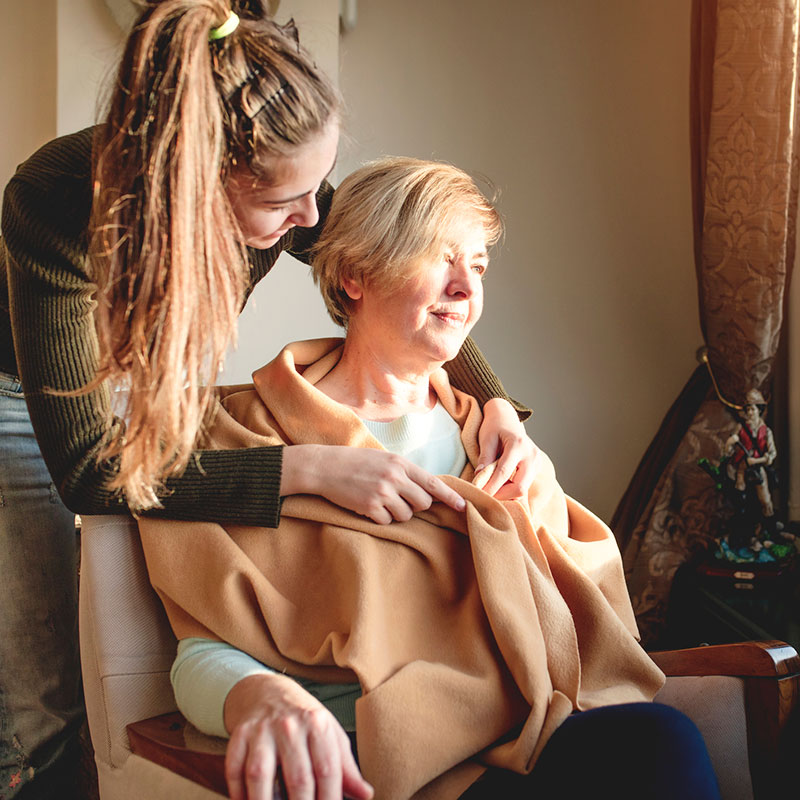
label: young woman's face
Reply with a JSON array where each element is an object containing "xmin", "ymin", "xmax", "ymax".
[{"xmin": 226, "ymin": 120, "xmax": 339, "ymax": 249}]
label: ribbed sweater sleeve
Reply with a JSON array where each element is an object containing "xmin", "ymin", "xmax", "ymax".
[
  {"xmin": 1, "ymin": 128, "xmax": 288, "ymax": 526},
  {"xmin": 444, "ymin": 336, "xmax": 531, "ymax": 420}
]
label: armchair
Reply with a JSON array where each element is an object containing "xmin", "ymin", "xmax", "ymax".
[{"xmin": 78, "ymin": 515, "xmax": 799, "ymax": 800}]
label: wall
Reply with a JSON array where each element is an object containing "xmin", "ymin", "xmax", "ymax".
[
  {"xmin": 0, "ymin": 0, "xmax": 57, "ymax": 206},
  {"xmin": 338, "ymin": 0, "xmax": 701, "ymax": 521},
  {"xmin": 56, "ymin": 0, "xmax": 122, "ymax": 137},
  {"xmin": 3, "ymin": 0, "xmax": 707, "ymax": 524}
]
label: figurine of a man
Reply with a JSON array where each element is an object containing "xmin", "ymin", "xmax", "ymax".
[{"xmin": 723, "ymin": 388, "xmax": 777, "ymax": 520}]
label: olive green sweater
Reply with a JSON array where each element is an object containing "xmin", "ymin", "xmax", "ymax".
[{"xmin": 0, "ymin": 127, "xmax": 528, "ymax": 527}]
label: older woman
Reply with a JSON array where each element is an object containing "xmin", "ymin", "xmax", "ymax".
[{"xmin": 138, "ymin": 158, "xmax": 719, "ymax": 800}]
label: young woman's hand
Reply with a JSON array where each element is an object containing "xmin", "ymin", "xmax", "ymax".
[
  {"xmin": 473, "ymin": 398, "xmax": 539, "ymax": 500},
  {"xmin": 281, "ymin": 444, "xmax": 466, "ymax": 524},
  {"xmin": 224, "ymin": 673, "xmax": 373, "ymax": 800}
]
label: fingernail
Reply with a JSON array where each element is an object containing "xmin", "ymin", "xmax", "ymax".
[
  {"xmin": 476, "ymin": 464, "xmax": 485, "ymax": 472},
  {"xmin": 457, "ymin": 498, "xmax": 466, "ymax": 510}
]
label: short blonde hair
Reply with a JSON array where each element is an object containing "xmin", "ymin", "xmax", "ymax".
[{"xmin": 311, "ymin": 157, "xmax": 503, "ymax": 327}]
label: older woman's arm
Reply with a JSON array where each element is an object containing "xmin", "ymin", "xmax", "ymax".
[
  {"xmin": 224, "ymin": 675, "xmax": 372, "ymax": 800},
  {"xmin": 172, "ymin": 639, "xmax": 372, "ymax": 800},
  {"xmin": 444, "ymin": 336, "xmax": 530, "ymax": 420},
  {"xmin": 171, "ymin": 639, "xmax": 275, "ymax": 737}
]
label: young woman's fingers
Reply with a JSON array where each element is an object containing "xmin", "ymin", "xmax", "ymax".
[
  {"xmin": 479, "ymin": 451, "xmax": 520, "ymax": 497},
  {"xmin": 475, "ymin": 431, "xmax": 500, "ymax": 474},
  {"xmin": 406, "ymin": 466, "xmax": 465, "ymax": 512},
  {"xmin": 493, "ymin": 481, "xmax": 525, "ymax": 501},
  {"xmin": 507, "ymin": 447, "xmax": 539, "ymax": 495},
  {"xmin": 471, "ymin": 460, "xmax": 498, "ymax": 491},
  {"xmin": 358, "ymin": 459, "xmax": 463, "ymax": 522}
]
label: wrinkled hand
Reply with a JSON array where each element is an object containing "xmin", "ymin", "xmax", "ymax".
[
  {"xmin": 224, "ymin": 673, "xmax": 374, "ymax": 800},
  {"xmin": 473, "ymin": 398, "xmax": 539, "ymax": 500},
  {"xmin": 281, "ymin": 444, "xmax": 466, "ymax": 525}
]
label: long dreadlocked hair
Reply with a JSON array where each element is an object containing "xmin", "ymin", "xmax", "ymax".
[{"xmin": 89, "ymin": 0, "xmax": 339, "ymax": 510}]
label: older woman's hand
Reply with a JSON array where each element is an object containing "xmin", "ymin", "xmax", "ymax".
[
  {"xmin": 281, "ymin": 444, "xmax": 466, "ymax": 524},
  {"xmin": 224, "ymin": 673, "xmax": 373, "ymax": 800},
  {"xmin": 473, "ymin": 398, "xmax": 539, "ymax": 500}
]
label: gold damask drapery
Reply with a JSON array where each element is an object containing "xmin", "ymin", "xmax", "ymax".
[{"xmin": 614, "ymin": 0, "xmax": 799, "ymax": 646}]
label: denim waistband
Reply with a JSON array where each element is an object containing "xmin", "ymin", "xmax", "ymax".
[{"xmin": 0, "ymin": 370, "xmax": 23, "ymax": 395}]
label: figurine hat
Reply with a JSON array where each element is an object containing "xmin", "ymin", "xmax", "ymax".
[{"xmin": 744, "ymin": 388, "xmax": 766, "ymax": 407}]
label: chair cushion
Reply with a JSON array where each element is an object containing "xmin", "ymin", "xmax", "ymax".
[{"xmin": 656, "ymin": 674, "xmax": 752, "ymax": 800}]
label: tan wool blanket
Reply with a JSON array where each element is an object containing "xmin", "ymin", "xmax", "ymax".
[{"xmin": 138, "ymin": 338, "xmax": 665, "ymax": 800}]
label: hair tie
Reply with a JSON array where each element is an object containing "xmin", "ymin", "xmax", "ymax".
[{"xmin": 209, "ymin": 11, "xmax": 240, "ymax": 41}]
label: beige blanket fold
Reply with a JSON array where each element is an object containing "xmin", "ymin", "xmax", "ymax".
[{"xmin": 138, "ymin": 338, "xmax": 665, "ymax": 800}]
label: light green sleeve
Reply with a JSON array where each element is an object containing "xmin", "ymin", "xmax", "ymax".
[{"xmin": 171, "ymin": 638, "xmax": 274, "ymax": 738}]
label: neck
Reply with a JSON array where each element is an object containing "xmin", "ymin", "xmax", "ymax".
[{"xmin": 315, "ymin": 334, "xmax": 440, "ymax": 421}]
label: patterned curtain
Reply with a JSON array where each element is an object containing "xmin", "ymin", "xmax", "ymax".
[{"xmin": 614, "ymin": 0, "xmax": 799, "ymax": 647}]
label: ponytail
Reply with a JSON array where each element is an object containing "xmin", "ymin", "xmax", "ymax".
[{"xmin": 89, "ymin": 0, "xmax": 338, "ymax": 510}]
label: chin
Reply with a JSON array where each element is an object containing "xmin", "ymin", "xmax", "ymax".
[
  {"xmin": 247, "ymin": 234, "xmax": 282, "ymax": 249},
  {"xmin": 432, "ymin": 338, "xmax": 469, "ymax": 364}
]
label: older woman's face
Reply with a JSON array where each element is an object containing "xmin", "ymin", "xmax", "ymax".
[{"xmin": 349, "ymin": 216, "xmax": 488, "ymax": 367}]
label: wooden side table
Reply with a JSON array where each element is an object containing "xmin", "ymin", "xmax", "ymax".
[{"xmin": 665, "ymin": 561, "xmax": 800, "ymax": 652}]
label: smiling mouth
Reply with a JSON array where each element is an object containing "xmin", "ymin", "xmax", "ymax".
[{"xmin": 431, "ymin": 311, "xmax": 467, "ymax": 327}]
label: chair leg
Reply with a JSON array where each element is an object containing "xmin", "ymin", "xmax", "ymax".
[{"xmin": 745, "ymin": 671, "xmax": 800, "ymax": 798}]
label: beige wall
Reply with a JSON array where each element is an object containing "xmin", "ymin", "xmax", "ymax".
[
  {"xmin": 0, "ymin": 0, "xmax": 58, "ymax": 206},
  {"xmin": 56, "ymin": 0, "xmax": 124, "ymax": 137},
  {"xmin": 3, "ymin": 0, "xmax": 709, "ymax": 524},
  {"xmin": 338, "ymin": 0, "xmax": 701, "ymax": 521}
]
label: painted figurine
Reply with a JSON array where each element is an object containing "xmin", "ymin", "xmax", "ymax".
[
  {"xmin": 723, "ymin": 389, "xmax": 777, "ymax": 525},
  {"xmin": 699, "ymin": 388, "xmax": 795, "ymax": 564}
]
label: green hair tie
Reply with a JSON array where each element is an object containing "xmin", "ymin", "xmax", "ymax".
[{"xmin": 209, "ymin": 11, "xmax": 240, "ymax": 41}]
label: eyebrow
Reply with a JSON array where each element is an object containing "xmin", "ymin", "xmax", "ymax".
[
  {"xmin": 447, "ymin": 246, "xmax": 489, "ymax": 260},
  {"xmin": 263, "ymin": 157, "xmax": 338, "ymax": 205}
]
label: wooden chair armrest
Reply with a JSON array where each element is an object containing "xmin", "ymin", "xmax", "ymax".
[
  {"xmin": 651, "ymin": 639, "xmax": 800, "ymax": 799},
  {"xmin": 127, "ymin": 713, "xmax": 228, "ymax": 797},
  {"xmin": 650, "ymin": 639, "xmax": 800, "ymax": 678},
  {"xmin": 127, "ymin": 713, "xmax": 288, "ymax": 799}
]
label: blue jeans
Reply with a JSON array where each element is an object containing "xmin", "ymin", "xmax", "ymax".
[{"xmin": 0, "ymin": 371, "xmax": 84, "ymax": 799}]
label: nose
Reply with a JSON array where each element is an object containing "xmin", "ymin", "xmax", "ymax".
[
  {"xmin": 289, "ymin": 192, "xmax": 320, "ymax": 228},
  {"xmin": 446, "ymin": 257, "xmax": 479, "ymax": 298}
]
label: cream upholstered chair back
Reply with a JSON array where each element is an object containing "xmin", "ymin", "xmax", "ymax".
[
  {"xmin": 79, "ymin": 514, "xmax": 224, "ymax": 799},
  {"xmin": 79, "ymin": 514, "xmax": 756, "ymax": 800}
]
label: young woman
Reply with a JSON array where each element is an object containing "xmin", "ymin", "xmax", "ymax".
[{"xmin": 0, "ymin": 2, "xmax": 534, "ymax": 796}]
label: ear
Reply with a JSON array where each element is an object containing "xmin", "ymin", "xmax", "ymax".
[{"xmin": 342, "ymin": 277, "xmax": 363, "ymax": 301}]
